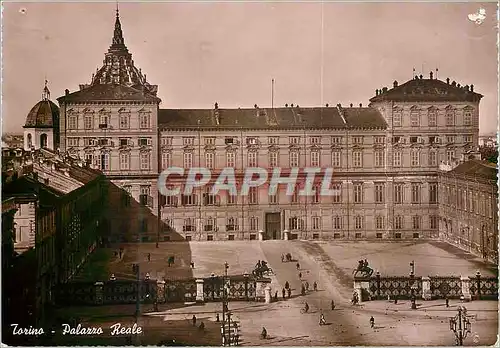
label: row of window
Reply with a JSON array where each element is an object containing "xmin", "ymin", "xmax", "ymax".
[
  {"xmin": 162, "ymin": 214, "xmax": 438, "ymax": 232},
  {"xmin": 392, "ymin": 107, "xmax": 473, "ymax": 127},
  {"xmin": 69, "ymin": 137, "xmax": 153, "ymax": 147},
  {"xmin": 84, "ymin": 152, "xmax": 152, "ymax": 171},
  {"xmin": 440, "ymin": 186, "xmax": 495, "ymax": 217},
  {"xmin": 161, "ymin": 149, "xmax": 458, "ymax": 169},
  {"xmin": 160, "ymin": 133, "xmax": 473, "ymax": 147},
  {"xmin": 159, "ymin": 183, "xmax": 438, "ymax": 206},
  {"xmin": 67, "ymin": 112, "xmax": 151, "ymax": 130}
]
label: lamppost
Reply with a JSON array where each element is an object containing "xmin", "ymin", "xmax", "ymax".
[
  {"xmin": 409, "ymin": 260, "xmax": 417, "ymax": 309},
  {"xmin": 449, "ymin": 306, "xmax": 472, "ymax": 346}
]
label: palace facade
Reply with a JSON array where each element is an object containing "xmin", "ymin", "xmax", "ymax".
[{"xmin": 48, "ymin": 10, "xmax": 483, "ymax": 242}]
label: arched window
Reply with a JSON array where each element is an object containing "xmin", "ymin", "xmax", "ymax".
[
  {"xmin": 27, "ymin": 134, "xmax": 32, "ymax": 148},
  {"xmin": 40, "ymin": 133, "xmax": 48, "ymax": 148}
]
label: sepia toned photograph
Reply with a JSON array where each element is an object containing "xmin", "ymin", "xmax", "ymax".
[{"xmin": 1, "ymin": 1, "xmax": 498, "ymax": 346}]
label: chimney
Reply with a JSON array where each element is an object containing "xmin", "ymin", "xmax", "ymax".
[
  {"xmin": 471, "ymin": 85, "xmax": 474, "ymax": 92},
  {"xmin": 382, "ymin": 87, "xmax": 388, "ymax": 93},
  {"xmin": 359, "ymin": 103, "xmax": 362, "ymax": 107},
  {"xmin": 214, "ymin": 102, "xmax": 218, "ymax": 109},
  {"xmin": 430, "ymin": 71, "xmax": 433, "ymax": 80},
  {"xmin": 65, "ymin": 89, "xmax": 69, "ymax": 96},
  {"xmin": 254, "ymin": 104, "xmax": 258, "ymax": 109},
  {"xmin": 452, "ymin": 81, "xmax": 456, "ymax": 87},
  {"xmin": 296, "ymin": 105, "xmax": 299, "ymax": 108},
  {"xmin": 350, "ymin": 103, "xmax": 353, "ymax": 107},
  {"xmin": 291, "ymin": 103, "xmax": 294, "ymax": 107},
  {"xmin": 337, "ymin": 103, "xmax": 341, "ymax": 107},
  {"xmin": 285, "ymin": 103, "xmax": 288, "ymax": 107},
  {"xmin": 419, "ymin": 74, "xmax": 423, "ymax": 79},
  {"xmin": 376, "ymin": 90, "xmax": 379, "ymax": 96},
  {"xmin": 325, "ymin": 103, "xmax": 329, "ymax": 107},
  {"xmin": 457, "ymin": 83, "xmax": 461, "ymax": 88},
  {"xmin": 465, "ymin": 85, "xmax": 469, "ymax": 92},
  {"xmin": 446, "ymin": 78, "xmax": 450, "ymax": 84},
  {"xmin": 393, "ymin": 80, "xmax": 398, "ymax": 88}
]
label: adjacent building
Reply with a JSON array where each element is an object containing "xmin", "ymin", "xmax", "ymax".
[
  {"xmin": 439, "ymin": 159, "xmax": 498, "ymax": 263},
  {"xmin": 2, "ymin": 145, "xmax": 107, "ymax": 338}
]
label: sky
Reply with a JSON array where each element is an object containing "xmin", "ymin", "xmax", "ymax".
[{"xmin": 2, "ymin": 1, "xmax": 498, "ymax": 134}]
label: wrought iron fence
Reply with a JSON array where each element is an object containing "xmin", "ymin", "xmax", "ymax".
[
  {"xmin": 469, "ymin": 276, "xmax": 498, "ymax": 299},
  {"xmin": 368, "ymin": 276, "xmax": 422, "ymax": 300},
  {"xmin": 429, "ymin": 277, "xmax": 462, "ymax": 299}
]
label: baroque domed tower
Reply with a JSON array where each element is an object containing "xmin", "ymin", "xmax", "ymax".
[
  {"xmin": 82, "ymin": 8, "xmax": 158, "ymax": 95},
  {"xmin": 23, "ymin": 81, "xmax": 60, "ymax": 151}
]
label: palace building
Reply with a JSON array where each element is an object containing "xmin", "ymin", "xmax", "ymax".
[{"xmin": 43, "ymin": 10, "xmax": 484, "ymax": 243}]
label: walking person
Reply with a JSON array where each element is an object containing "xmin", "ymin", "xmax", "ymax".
[
  {"xmin": 287, "ymin": 288, "xmax": 291, "ymax": 298},
  {"xmin": 282, "ymin": 288, "xmax": 286, "ymax": 300},
  {"xmin": 192, "ymin": 315, "xmax": 197, "ymax": 326},
  {"xmin": 296, "ymin": 262, "xmax": 300, "ymax": 270},
  {"xmin": 281, "ymin": 254, "xmax": 285, "ymax": 263},
  {"xmin": 370, "ymin": 316, "xmax": 375, "ymax": 328},
  {"xmin": 298, "ymin": 272, "xmax": 302, "ymax": 279},
  {"xmin": 285, "ymin": 281, "xmax": 290, "ymax": 290},
  {"xmin": 445, "ymin": 296, "xmax": 449, "ymax": 308},
  {"xmin": 319, "ymin": 311, "xmax": 326, "ymax": 325},
  {"xmin": 147, "ymin": 253, "xmax": 151, "ymax": 262},
  {"xmin": 313, "ymin": 281, "xmax": 318, "ymax": 291},
  {"xmin": 305, "ymin": 281, "xmax": 309, "ymax": 292},
  {"xmin": 331, "ymin": 300, "xmax": 335, "ymax": 310},
  {"xmin": 274, "ymin": 291, "xmax": 278, "ymax": 301}
]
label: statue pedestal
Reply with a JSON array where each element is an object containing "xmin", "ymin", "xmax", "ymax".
[
  {"xmin": 258, "ymin": 230, "xmax": 264, "ymax": 241},
  {"xmin": 264, "ymin": 285, "xmax": 272, "ymax": 304},
  {"xmin": 196, "ymin": 279, "xmax": 204, "ymax": 302},
  {"xmin": 284, "ymin": 230, "xmax": 289, "ymax": 241}
]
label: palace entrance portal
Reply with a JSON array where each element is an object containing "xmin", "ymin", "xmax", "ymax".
[{"xmin": 265, "ymin": 213, "xmax": 281, "ymax": 240}]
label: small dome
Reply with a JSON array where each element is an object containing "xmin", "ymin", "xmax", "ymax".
[{"xmin": 24, "ymin": 99, "xmax": 59, "ymax": 128}]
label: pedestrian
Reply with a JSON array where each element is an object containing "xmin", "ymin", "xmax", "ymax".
[
  {"xmin": 394, "ymin": 296, "xmax": 398, "ymax": 305},
  {"xmin": 331, "ymin": 300, "xmax": 335, "ymax": 310},
  {"xmin": 216, "ymin": 313, "xmax": 220, "ymax": 322},
  {"xmin": 147, "ymin": 253, "xmax": 151, "ymax": 262},
  {"xmin": 285, "ymin": 281, "xmax": 290, "ymax": 290},
  {"xmin": 296, "ymin": 262, "xmax": 300, "ymax": 270},
  {"xmin": 445, "ymin": 297, "xmax": 449, "ymax": 308},
  {"xmin": 260, "ymin": 327, "xmax": 267, "ymax": 339},
  {"xmin": 192, "ymin": 315, "xmax": 197, "ymax": 326},
  {"xmin": 282, "ymin": 288, "xmax": 286, "ymax": 299},
  {"xmin": 370, "ymin": 316, "xmax": 375, "ymax": 328},
  {"xmin": 287, "ymin": 288, "xmax": 291, "ymax": 298},
  {"xmin": 274, "ymin": 291, "xmax": 278, "ymax": 301},
  {"xmin": 313, "ymin": 281, "xmax": 318, "ymax": 291},
  {"xmin": 281, "ymin": 254, "xmax": 285, "ymax": 263},
  {"xmin": 301, "ymin": 284, "xmax": 306, "ymax": 296},
  {"xmin": 298, "ymin": 272, "xmax": 302, "ymax": 279},
  {"xmin": 156, "ymin": 242, "xmax": 159, "ymax": 248},
  {"xmin": 319, "ymin": 311, "xmax": 326, "ymax": 325},
  {"xmin": 305, "ymin": 281, "xmax": 309, "ymax": 292}
]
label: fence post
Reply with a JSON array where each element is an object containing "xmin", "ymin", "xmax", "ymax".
[
  {"xmin": 95, "ymin": 281, "xmax": 104, "ymax": 305},
  {"xmin": 460, "ymin": 275, "xmax": 472, "ymax": 302},
  {"xmin": 376, "ymin": 272, "xmax": 381, "ymax": 299},
  {"xmin": 421, "ymin": 277, "xmax": 432, "ymax": 300},
  {"xmin": 475, "ymin": 271, "xmax": 481, "ymax": 300},
  {"xmin": 196, "ymin": 279, "xmax": 205, "ymax": 303}
]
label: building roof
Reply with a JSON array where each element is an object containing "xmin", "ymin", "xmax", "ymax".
[
  {"xmin": 448, "ymin": 160, "xmax": 497, "ymax": 181},
  {"xmin": 57, "ymin": 83, "xmax": 160, "ymax": 103},
  {"xmin": 2, "ymin": 148, "xmax": 104, "ymax": 199},
  {"xmin": 158, "ymin": 106, "xmax": 387, "ymax": 130},
  {"xmin": 369, "ymin": 75, "xmax": 483, "ymax": 103},
  {"xmin": 24, "ymin": 99, "xmax": 60, "ymax": 128}
]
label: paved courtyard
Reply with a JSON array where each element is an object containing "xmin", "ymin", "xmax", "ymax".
[{"xmin": 81, "ymin": 239, "xmax": 497, "ymax": 345}]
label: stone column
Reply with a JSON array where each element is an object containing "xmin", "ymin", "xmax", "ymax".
[
  {"xmin": 353, "ymin": 279, "xmax": 370, "ymax": 302},
  {"xmin": 264, "ymin": 285, "xmax": 272, "ymax": 304},
  {"xmin": 421, "ymin": 277, "xmax": 432, "ymax": 300},
  {"xmin": 283, "ymin": 229, "xmax": 289, "ymax": 241},
  {"xmin": 157, "ymin": 279, "xmax": 166, "ymax": 303},
  {"xmin": 196, "ymin": 279, "xmax": 205, "ymax": 303},
  {"xmin": 460, "ymin": 275, "xmax": 472, "ymax": 301},
  {"xmin": 256, "ymin": 279, "xmax": 271, "ymax": 301},
  {"xmin": 95, "ymin": 281, "xmax": 104, "ymax": 305},
  {"xmin": 258, "ymin": 230, "xmax": 264, "ymax": 241}
]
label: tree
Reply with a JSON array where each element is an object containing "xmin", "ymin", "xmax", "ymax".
[{"xmin": 479, "ymin": 145, "xmax": 498, "ymax": 164}]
